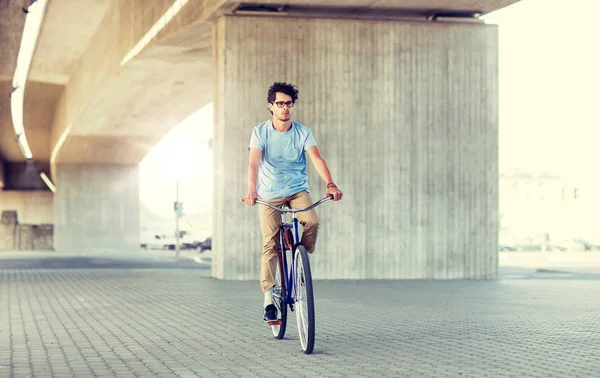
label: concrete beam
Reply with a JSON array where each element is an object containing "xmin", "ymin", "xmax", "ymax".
[
  {"xmin": 0, "ymin": 80, "xmax": 61, "ymax": 164},
  {"xmin": 213, "ymin": 15, "xmax": 498, "ymax": 281},
  {"xmin": 50, "ymin": 0, "xmax": 211, "ymax": 169},
  {"xmin": 29, "ymin": 0, "xmax": 114, "ymax": 87},
  {"xmin": 203, "ymin": 0, "xmax": 521, "ymax": 20},
  {"xmin": 27, "ymin": 72, "xmax": 70, "ymax": 86},
  {"xmin": 0, "ymin": 0, "xmax": 25, "ymax": 78}
]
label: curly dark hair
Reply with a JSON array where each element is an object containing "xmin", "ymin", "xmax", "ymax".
[{"xmin": 267, "ymin": 82, "xmax": 299, "ymax": 105}]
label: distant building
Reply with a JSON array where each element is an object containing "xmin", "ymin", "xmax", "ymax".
[
  {"xmin": 499, "ymin": 172, "xmax": 565, "ymax": 239},
  {"xmin": 499, "ymin": 171, "xmax": 599, "ymax": 243}
]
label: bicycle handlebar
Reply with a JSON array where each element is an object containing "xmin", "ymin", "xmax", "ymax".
[{"xmin": 243, "ymin": 194, "xmax": 334, "ymax": 213}]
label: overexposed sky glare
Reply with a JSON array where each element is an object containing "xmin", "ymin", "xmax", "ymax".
[
  {"xmin": 139, "ymin": 104, "xmax": 213, "ymax": 219},
  {"xmin": 483, "ymin": 0, "xmax": 600, "ymax": 184},
  {"xmin": 140, "ymin": 0, "xmax": 600, "ymax": 222}
]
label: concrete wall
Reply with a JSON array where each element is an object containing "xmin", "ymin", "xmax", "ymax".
[
  {"xmin": 0, "ymin": 210, "xmax": 54, "ymax": 251},
  {"xmin": 16, "ymin": 224, "xmax": 54, "ymax": 250},
  {"xmin": 0, "ymin": 190, "xmax": 54, "ymax": 224},
  {"xmin": 0, "ymin": 211, "xmax": 18, "ymax": 250},
  {"xmin": 54, "ymin": 164, "xmax": 140, "ymax": 253},
  {"xmin": 213, "ymin": 16, "xmax": 498, "ymax": 280},
  {"xmin": 0, "ymin": 191, "xmax": 54, "ymax": 250}
]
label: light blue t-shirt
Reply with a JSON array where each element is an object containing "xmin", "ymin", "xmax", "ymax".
[{"xmin": 248, "ymin": 120, "xmax": 318, "ymax": 200}]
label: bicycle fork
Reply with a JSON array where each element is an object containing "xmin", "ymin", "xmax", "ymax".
[{"xmin": 280, "ymin": 212, "xmax": 301, "ymax": 312}]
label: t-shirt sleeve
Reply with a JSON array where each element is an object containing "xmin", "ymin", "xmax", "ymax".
[
  {"xmin": 248, "ymin": 127, "xmax": 264, "ymax": 151},
  {"xmin": 303, "ymin": 129, "xmax": 317, "ymax": 151}
]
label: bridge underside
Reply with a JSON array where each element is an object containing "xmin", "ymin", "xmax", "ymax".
[{"xmin": 0, "ymin": 0, "xmax": 513, "ymax": 275}]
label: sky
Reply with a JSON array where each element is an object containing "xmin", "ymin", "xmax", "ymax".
[
  {"xmin": 482, "ymin": 0, "xmax": 600, "ymax": 184},
  {"xmin": 139, "ymin": 0, "xmax": 600, "ymax": 224}
]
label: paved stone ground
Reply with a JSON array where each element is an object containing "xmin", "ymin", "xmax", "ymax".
[{"xmin": 0, "ymin": 253, "xmax": 599, "ymax": 377}]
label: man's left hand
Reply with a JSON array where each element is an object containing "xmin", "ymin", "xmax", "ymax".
[{"xmin": 326, "ymin": 184, "xmax": 343, "ymax": 201}]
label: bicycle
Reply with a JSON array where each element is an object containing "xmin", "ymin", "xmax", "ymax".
[{"xmin": 251, "ymin": 194, "xmax": 333, "ymax": 354}]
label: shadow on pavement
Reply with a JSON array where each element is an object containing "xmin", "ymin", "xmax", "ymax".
[
  {"xmin": 500, "ymin": 266, "xmax": 600, "ymax": 280},
  {"xmin": 0, "ymin": 256, "xmax": 210, "ymax": 270}
]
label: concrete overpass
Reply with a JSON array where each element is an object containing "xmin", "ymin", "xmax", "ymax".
[{"xmin": 0, "ymin": 0, "xmax": 520, "ymax": 278}]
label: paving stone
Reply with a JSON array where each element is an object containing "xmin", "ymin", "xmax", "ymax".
[{"xmin": 1, "ymin": 256, "xmax": 600, "ymax": 377}]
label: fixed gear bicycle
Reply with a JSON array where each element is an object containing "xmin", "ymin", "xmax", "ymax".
[{"xmin": 254, "ymin": 194, "xmax": 333, "ymax": 354}]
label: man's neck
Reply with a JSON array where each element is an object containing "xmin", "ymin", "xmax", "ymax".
[{"xmin": 272, "ymin": 118, "xmax": 292, "ymax": 132}]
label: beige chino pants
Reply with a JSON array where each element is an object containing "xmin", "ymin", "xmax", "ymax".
[{"xmin": 258, "ymin": 191, "xmax": 319, "ymax": 293}]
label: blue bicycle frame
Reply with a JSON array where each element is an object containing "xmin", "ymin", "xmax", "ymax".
[
  {"xmin": 255, "ymin": 195, "xmax": 333, "ymax": 307},
  {"xmin": 279, "ymin": 214, "xmax": 301, "ymax": 306}
]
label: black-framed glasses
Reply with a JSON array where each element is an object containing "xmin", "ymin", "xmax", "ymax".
[{"xmin": 271, "ymin": 101, "xmax": 294, "ymax": 108}]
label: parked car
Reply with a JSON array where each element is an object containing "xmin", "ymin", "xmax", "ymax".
[
  {"xmin": 142, "ymin": 234, "xmax": 177, "ymax": 250},
  {"xmin": 499, "ymin": 244, "xmax": 517, "ymax": 251},
  {"xmin": 195, "ymin": 237, "xmax": 211, "ymax": 252},
  {"xmin": 554, "ymin": 238, "xmax": 600, "ymax": 251},
  {"xmin": 142, "ymin": 231, "xmax": 208, "ymax": 251}
]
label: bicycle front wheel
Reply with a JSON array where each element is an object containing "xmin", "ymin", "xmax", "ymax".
[{"xmin": 294, "ymin": 244, "xmax": 315, "ymax": 354}]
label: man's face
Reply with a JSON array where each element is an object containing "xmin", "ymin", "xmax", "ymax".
[{"xmin": 268, "ymin": 92, "xmax": 294, "ymax": 122}]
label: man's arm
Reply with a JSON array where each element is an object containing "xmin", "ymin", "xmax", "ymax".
[
  {"xmin": 242, "ymin": 148, "xmax": 262, "ymax": 205},
  {"xmin": 247, "ymin": 148, "xmax": 261, "ymax": 191},
  {"xmin": 306, "ymin": 146, "xmax": 333, "ymax": 184},
  {"xmin": 306, "ymin": 146, "xmax": 343, "ymax": 201}
]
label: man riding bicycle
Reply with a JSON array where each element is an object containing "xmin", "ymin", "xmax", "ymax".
[{"xmin": 242, "ymin": 82, "xmax": 343, "ymax": 322}]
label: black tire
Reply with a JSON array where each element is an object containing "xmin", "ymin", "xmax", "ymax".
[
  {"xmin": 294, "ymin": 244, "xmax": 315, "ymax": 354},
  {"xmin": 271, "ymin": 253, "xmax": 287, "ymax": 339}
]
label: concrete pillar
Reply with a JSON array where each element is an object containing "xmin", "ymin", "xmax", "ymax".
[
  {"xmin": 213, "ymin": 15, "xmax": 498, "ymax": 280},
  {"xmin": 54, "ymin": 164, "xmax": 140, "ymax": 254}
]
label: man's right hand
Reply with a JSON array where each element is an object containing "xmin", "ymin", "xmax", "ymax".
[{"xmin": 242, "ymin": 190, "xmax": 262, "ymax": 206}]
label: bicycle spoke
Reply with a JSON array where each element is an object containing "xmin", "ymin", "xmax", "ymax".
[
  {"xmin": 296, "ymin": 265, "xmax": 309, "ymax": 341},
  {"xmin": 270, "ymin": 253, "xmax": 287, "ymax": 339},
  {"xmin": 294, "ymin": 245, "xmax": 315, "ymax": 354}
]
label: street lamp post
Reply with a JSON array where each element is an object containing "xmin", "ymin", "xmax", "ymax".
[{"xmin": 161, "ymin": 135, "xmax": 207, "ymax": 259}]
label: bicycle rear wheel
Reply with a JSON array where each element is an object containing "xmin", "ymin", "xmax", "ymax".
[
  {"xmin": 271, "ymin": 253, "xmax": 287, "ymax": 339},
  {"xmin": 294, "ymin": 244, "xmax": 315, "ymax": 354}
]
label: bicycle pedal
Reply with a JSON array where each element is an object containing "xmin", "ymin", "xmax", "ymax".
[{"xmin": 268, "ymin": 320, "xmax": 283, "ymax": 326}]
